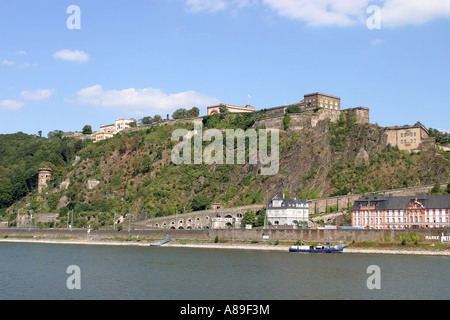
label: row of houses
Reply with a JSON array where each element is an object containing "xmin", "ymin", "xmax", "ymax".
[{"xmin": 266, "ymin": 193, "xmax": 450, "ymax": 230}]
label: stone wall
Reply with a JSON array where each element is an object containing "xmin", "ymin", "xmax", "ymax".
[
  {"xmin": 16, "ymin": 213, "xmax": 60, "ymax": 227},
  {"xmin": 0, "ymin": 228, "xmax": 448, "ymax": 244},
  {"xmin": 343, "ymin": 107, "xmax": 370, "ymax": 125},
  {"xmin": 253, "ymin": 109, "xmax": 342, "ymax": 132}
]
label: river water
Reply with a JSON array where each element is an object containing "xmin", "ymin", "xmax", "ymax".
[{"xmin": 0, "ymin": 242, "xmax": 448, "ymax": 300}]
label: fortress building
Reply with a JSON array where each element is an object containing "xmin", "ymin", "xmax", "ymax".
[
  {"xmin": 207, "ymin": 104, "xmax": 255, "ymax": 116},
  {"xmin": 384, "ymin": 124, "xmax": 436, "ymax": 152},
  {"xmin": 303, "ymin": 92, "xmax": 341, "ymax": 111}
]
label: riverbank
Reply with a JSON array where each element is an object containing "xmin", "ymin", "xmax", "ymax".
[{"xmin": 1, "ymin": 236, "xmax": 449, "ymax": 256}]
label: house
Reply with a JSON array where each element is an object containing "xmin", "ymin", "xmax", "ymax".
[
  {"xmin": 351, "ymin": 193, "xmax": 450, "ymax": 229},
  {"xmin": 266, "ymin": 195, "xmax": 309, "ymax": 226}
]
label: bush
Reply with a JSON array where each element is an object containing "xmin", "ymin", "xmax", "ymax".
[
  {"xmin": 399, "ymin": 233, "xmax": 421, "ymax": 245},
  {"xmin": 286, "ymin": 105, "xmax": 302, "ymax": 114},
  {"xmin": 283, "ymin": 114, "xmax": 291, "ymax": 130}
]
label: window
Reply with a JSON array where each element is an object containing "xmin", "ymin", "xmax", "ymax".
[{"xmin": 401, "ymin": 133, "xmax": 403, "ymax": 137}]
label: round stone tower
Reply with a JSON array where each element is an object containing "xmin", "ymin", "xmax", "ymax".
[{"xmin": 38, "ymin": 168, "xmax": 52, "ymax": 193}]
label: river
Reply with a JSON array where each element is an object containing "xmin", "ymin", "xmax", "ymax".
[{"xmin": 0, "ymin": 242, "xmax": 448, "ymax": 300}]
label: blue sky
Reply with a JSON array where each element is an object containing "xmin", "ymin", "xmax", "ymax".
[{"xmin": 1, "ymin": 0, "xmax": 449, "ymax": 136}]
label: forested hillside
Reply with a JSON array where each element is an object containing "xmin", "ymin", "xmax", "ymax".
[{"xmin": 0, "ymin": 132, "xmax": 86, "ymax": 209}]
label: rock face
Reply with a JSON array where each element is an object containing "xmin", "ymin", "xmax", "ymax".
[
  {"xmin": 355, "ymin": 148, "xmax": 369, "ymax": 167},
  {"xmin": 59, "ymin": 178, "xmax": 70, "ymax": 190},
  {"xmin": 57, "ymin": 195, "xmax": 69, "ymax": 209},
  {"xmin": 87, "ymin": 179, "xmax": 100, "ymax": 190}
]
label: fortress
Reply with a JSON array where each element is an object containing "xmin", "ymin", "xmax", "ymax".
[{"xmin": 63, "ymin": 91, "xmax": 436, "ymax": 153}]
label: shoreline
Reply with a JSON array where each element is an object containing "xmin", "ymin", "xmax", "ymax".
[{"xmin": 1, "ymin": 237, "xmax": 449, "ymax": 256}]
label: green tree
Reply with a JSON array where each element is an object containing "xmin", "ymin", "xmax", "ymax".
[
  {"xmin": 191, "ymin": 194, "xmax": 211, "ymax": 211},
  {"xmin": 283, "ymin": 114, "xmax": 291, "ymax": 130},
  {"xmin": 47, "ymin": 130, "xmax": 64, "ymax": 139},
  {"xmin": 188, "ymin": 107, "xmax": 200, "ymax": 118},
  {"xmin": 254, "ymin": 208, "xmax": 267, "ymax": 227},
  {"xmin": 219, "ymin": 104, "xmax": 228, "ymax": 114},
  {"xmin": 139, "ymin": 116, "xmax": 153, "ymax": 125},
  {"xmin": 430, "ymin": 181, "xmax": 441, "ymax": 195},
  {"xmin": 241, "ymin": 210, "xmax": 256, "ymax": 226},
  {"xmin": 172, "ymin": 108, "xmax": 189, "ymax": 119},
  {"xmin": 286, "ymin": 104, "xmax": 302, "ymax": 114},
  {"xmin": 172, "ymin": 107, "xmax": 200, "ymax": 119},
  {"xmin": 82, "ymin": 125, "xmax": 92, "ymax": 135}
]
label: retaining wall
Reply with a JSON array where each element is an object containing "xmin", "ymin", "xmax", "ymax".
[{"xmin": 1, "ymin": 228, "xmax": 448, "ymax": 244}]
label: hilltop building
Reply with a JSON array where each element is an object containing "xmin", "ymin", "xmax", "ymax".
[
  {"xmin": 207, "ymin": 104, "xmax": 255, "ymax": 115},
  {"xmin": 351, "ymin": 193, "xmax": 450, "ymax": 229},
  {"xmin": 94, "ymin": 118, "xmax": 136, "ymax": 143},
  {"xmin": 266, "ymin": 195, "xmax": 309, "ymax": 226},
  {"xmin": 384, "ymin": 124, "xmax": 436, "ymax": 152},
  {"xmin": 303, "ymin": 92, "xmax": 341, "ymax": 111}
]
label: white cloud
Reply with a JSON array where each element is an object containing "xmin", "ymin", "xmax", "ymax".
[
  {"xmin": 2, "ymin": 59, "xmax": 15, "ymax": 66},
  {"xmin": 72, "ymin": 84, "xmax": 220, "ymax": 115},
  {"xmin": 53, "ymin": 49, "xmax": 89, "ymax": 63},
  {"xmin": 186, "ymin": 0, "xmax": 257, "ymax": 13},
  {"xmin": 185, "ymin": 0, "xmax": 450, "ymax": 28},
  {"xmin": 262, "ymin": 0, "xmax": 371, "ymax": 27},
  {"xmin": 186, "ymin": 0, "xmax": 227, "ymax": 12},
  {"xmin": 17, "ymin": 50, "xmax": 27, "ymax": 55},
  {"xmin": 380, "ymin": 0, "xmax": 450, "ymax": 28},
  {"xmin": 20, "ymin": 89, "xmax": 55, "ymax": 101},
  {"xmin": 0, "ymin": 100, "xmax": 25, "ymax": 111}
]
